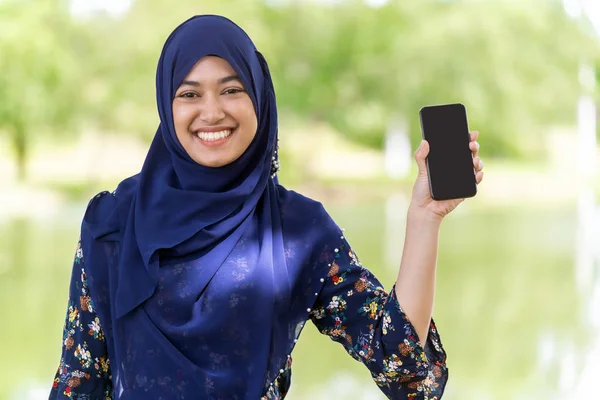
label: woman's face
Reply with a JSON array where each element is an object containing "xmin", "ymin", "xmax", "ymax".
[{"xmin": 172, "ymin": 56, "xmax": 258, "ymax": 167}]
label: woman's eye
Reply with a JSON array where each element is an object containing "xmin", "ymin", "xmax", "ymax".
[
  {"xmin": 223, "ymin": 88, "xmax": 245, "ymax": 95},
  {"xmin": 180, "ymin": 92, "xmax": 198, "ymax": 98}
]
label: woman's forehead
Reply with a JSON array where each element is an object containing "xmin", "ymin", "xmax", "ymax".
[{"xmin": 184, "ymin": 56, "xmax": 237, "ymax": 79}]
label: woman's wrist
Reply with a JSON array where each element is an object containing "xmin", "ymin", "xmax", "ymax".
[{"xmin": 407, "ymin": 203, "xmax": 444, "ymax": 226}]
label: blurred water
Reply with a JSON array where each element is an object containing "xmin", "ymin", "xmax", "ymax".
[{"xmin": 0, "ymin": 196, "xmax": 594, "ymax": 400}]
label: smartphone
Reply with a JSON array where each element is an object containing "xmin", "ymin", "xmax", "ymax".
[{"xmin": 418, "ymin": 103, "xmax": 477, "ymax": 201}]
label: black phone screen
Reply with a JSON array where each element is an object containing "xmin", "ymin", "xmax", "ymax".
[{"xmin": 419, "ymin": 103, "xmax": 477, "ymax": 200}]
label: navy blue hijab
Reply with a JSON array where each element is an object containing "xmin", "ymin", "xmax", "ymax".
[
  {"xmin": 115, "ymin": 14, "xmax": 280, "ymax": 318},
  {"xmin": 81, "ymin": 15, "xmax": 342, "ymax": 398}
]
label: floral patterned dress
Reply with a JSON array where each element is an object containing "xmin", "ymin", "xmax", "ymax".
[{"xmin": 50, "ymin": 235, "xmax": 448, "ymax": 399}]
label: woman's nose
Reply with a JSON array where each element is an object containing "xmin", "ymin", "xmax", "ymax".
[{"xmin": 199, "ymin": 96, "xmax": 226, "ymax": 124}]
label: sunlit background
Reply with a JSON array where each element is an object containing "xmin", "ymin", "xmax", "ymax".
[{"xmin": 1, "ymin": 0, "xmax": 600, "ymax": 399}]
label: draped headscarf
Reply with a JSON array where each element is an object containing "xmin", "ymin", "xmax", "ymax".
[
  {"xmin": 115, "ymin": 14, "xmax": 280, "ymax": 318},
  {"xmin": 80, "ymin": 15, "xmax": 343, "ymax": 398}
]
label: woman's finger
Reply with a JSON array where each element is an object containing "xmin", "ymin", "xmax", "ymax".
[
  {"xmin": 470, "ymin": 141, "xmax": 480, "ymax": 157},
  {"xmin": 413, "ymin": 140, "xmax": 430, "ymax": 176},
  {"xmin": 473, "ymin": 157, "xmax": 483, "ymax": 171},
  {"xmin": 470, "ymin": 131, "xmax": 479, "ymax": 142},
  {"xmin": 476, "ymin": 170, "xmax": 484, "ymax": 184}
]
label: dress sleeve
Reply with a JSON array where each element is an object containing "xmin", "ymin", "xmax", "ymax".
[
  {"xmin": 49, "ymin": 238, "xmax": 114, "ymax": 400},
  {"xmin": 309, "ymin": 237, "xmax": 448, "ymax": 399}
]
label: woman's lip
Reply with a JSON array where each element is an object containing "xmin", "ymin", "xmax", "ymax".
[
  {"xmin": 193, "ymin": 128, "xmax": 235, "ymax": 147},
  {"xmin": 194, "ymin": 126, "xmax": 236, "ymax": 133}
]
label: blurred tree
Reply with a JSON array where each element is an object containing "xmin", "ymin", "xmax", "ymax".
[
  {"xmin": 0, "ymin": 0, "xmax": 93, "ymax": 181},
  {"xmin": 89, "ymin": 0, "xmax": 598, "ymax": 159},
  {"xmin": 262, "ymin": 0, "xmax": 599, "ymax": 158},
  {"xmin": 1, "ymin": 0, "xmax": 598, "ymax": 180}
]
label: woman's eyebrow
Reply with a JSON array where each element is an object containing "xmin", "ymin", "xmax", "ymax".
[
  {"xmin": 218, "ymin": 75, "xmax": 241, "ymax": 84},
  {"xmin": 180, "ymin": 75, "xmax": 241, "ymax": 87}
]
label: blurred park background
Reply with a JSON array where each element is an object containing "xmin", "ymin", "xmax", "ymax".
[{"xmin": 1, "ymin": 0, "xmax": 600, "ymax": 399}]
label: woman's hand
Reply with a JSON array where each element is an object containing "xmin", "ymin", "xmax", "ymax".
[{"xmin": 409, "ymin": 131, "xmax": 484, "ymax": 220}]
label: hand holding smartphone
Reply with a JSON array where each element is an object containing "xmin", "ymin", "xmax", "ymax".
[{"xmin": 419, "ymin": 103, "xmax": 477, "ymax": 201}]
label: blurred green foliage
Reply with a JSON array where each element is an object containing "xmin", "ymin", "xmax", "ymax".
[
  {"xmin": 0, "ymin": 0, "xmax": 92, "ymax": 179},
  {"xmin": 1, "ymin": 0, "xmax": 599, "ymax": 180}
]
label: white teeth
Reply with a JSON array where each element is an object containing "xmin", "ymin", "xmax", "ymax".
[{"xmin": 196, "ymin": 129, "xmax": 232, "ymax": 141}]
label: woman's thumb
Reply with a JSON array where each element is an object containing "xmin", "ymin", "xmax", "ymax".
[{"xmin": 414, "ymin": 140, "xmax": 430, "ymax": 176}]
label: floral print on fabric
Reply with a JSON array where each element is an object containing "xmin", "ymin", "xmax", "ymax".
[
  {"xmin": 50, "ymin": 240, "xmax": 114, "ymax": 399},
  {"xmin": 310, "ymin": 237, "xmax": 448, "ymax": 399},
  {"xmin": 50, "ymin": 234, "xmax": 447, "ymax": 399}
]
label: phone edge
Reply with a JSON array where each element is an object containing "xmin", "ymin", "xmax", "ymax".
[{"xmin": 418, "ymin": 106, "xmax": 438, "ymax": 200}]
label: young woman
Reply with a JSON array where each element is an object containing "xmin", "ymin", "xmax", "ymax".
[{"xmin": 50, "ymin": 15, "xmax": 484, "ymax": 400}]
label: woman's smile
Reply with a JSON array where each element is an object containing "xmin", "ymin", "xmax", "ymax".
[{"xmin": 192, "ymin": 126, "xmax": 237, "ymax": 147}]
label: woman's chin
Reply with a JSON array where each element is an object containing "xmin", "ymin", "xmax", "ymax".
[{"xmin": 191, "ymin": 152, "xmax": 234, "ymax": 168}]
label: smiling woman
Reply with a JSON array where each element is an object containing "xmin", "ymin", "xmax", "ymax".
[
  {"xmin": 47, "ymin": 14, "xmax": 484, "ymax": 400},
  {"xmin": 172, "ymin": 56, "xmax": 258, "ymax": 167}
]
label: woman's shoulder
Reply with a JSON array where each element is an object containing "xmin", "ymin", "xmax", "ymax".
[
  {"xmin": 82, "ymin": 174, "xmax": 140, "ymax": 241},
  {"xmin": 276, "ymin": 185, "xmax": 340, "ymax": 236},
  {"xmin": 277, "ymin": 186, "xmax": 327, "ymax": 217}
]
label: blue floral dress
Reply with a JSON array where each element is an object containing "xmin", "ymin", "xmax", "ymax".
[{"xmin": 50, "ymin": 235, "xmax": 448, "ymax": 399}]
